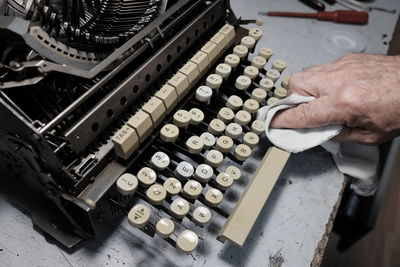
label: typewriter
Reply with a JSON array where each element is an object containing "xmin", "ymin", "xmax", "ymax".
[{"xmin": 0, "ymin": 0, "xmax": 291, "ymax": 253}]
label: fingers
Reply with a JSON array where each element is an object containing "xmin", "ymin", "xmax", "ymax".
[
  {"xmin": 332, "ymin": 127, "xmax": 383, "ymax": 145},
  {"xmin": 270, "ymin": 97, "xmax": 343, "ymax": 129}
]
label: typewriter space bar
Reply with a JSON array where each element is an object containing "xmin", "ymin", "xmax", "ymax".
[{"xmin": 217, "ymin": 147, "xmax": 290, "ymax": 247}]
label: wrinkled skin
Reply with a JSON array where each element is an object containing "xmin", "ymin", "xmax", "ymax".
[{"xmin": 270, "ymin": 54, "xmax": 400, "ymax": 145}]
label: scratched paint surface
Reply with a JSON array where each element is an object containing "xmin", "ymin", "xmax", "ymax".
[{"xmin": 0, "ymin": 0, "xmax": 398, "ymax": 266}]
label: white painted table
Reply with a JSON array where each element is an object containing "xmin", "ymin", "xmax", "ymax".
[{"xmin": 0, "ymin": 0, "xmax": 398, "ymax": 266}]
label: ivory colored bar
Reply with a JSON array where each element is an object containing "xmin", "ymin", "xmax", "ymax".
[{"xmin": 217, "ymin": 147, "xmax": 290, "ymax": 246}]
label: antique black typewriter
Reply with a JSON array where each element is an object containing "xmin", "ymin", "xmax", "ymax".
[{"xmin": 0, "ymin": 0, "xmax": 291, "ymax": 253}]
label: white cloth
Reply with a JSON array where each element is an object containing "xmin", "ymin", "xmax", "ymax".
[{"xmin": 258, "ymin": 94, "xmax": 379, "ymax": 196}]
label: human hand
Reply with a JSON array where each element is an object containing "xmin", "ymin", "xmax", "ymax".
[{"xmin": 270, "ymin": 54, "xmax": 400, "ymax": 145}]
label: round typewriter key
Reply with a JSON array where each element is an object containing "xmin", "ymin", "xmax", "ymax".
[
  {"xmin": 146, "ymin": 184, "xmax": 167, "ymax": 205},
  {"xmin": 189, "ymin": 108, "xmax": 204, "ymax": 125},
  {"xmin": 243, "ymin": 66, "xmax": 259, "ymax": 80},
  {"xmin": 259, "ymin": 78, "xmax": 274, "ymax": 91},
  {"xmin": 216, "ymin": 136, "xmax": 234, "ymax": 153},
  {"xmin": 208, "ymin": 119, "xmax": 226, "ymax": 135},
  {"xmin": 259, "ymin": 47, "xmax": 273, "ymax": 59},
  {"xmin": 215, "ymin": 173, "xmax": 234, "ymax": 191},
  {"xmin": 170, "ymin": 198, "xmax": 190, "ymax": 219},
  {"xmin": 281, "ymin": 75, "xmax": 291, "ymax": 89},
  {"xmin": 251, "ymin": 120, "xmax": 266, "ymax": 135},
  {"xmin": 266, "ymin": 69, "xmax": 280, "ymax": 82},
  {"xmin": 274, "ymin": 87, "xmax": 288, "ymax": 99},
  {"xmin": 249, "ymin": 28, "xmax": 263, "ymax": 41},
  {"xmin": 224, "ymin": 54, "xmax": 240, "ymax": 68},
  {"xmin": 252, "ymin": 56, "xmax": 267, "ymax": 70},
  {"xmin": 206, "ymin": 74, "xmax": 223, "ymax": 90},
  {"xmin": 240, "ymin": 36, "xmax": 256, "ymax": 49},
  {"xmin": 226, "ymin": 165, "xmax": 241, "ymax": 181},
  {"xmin": 251, "ymin": 88, "xmax": 267, "ymax": 102},
  {"xmin": 151, "ymin": 151, "xmax": 170, "ymax": 170},
  {"xmin": 243, "ymin": 99, "xmax": 260, "ymax": 114},
  {"xmin": 217, "ymin": 107, "xmax": 235, "ymax": 123},
  {"xmin": 215, "ymin": 63, "xmax": 232, "ymax": 79},
  {"xmin": 272, "ymin": 59, "xmax": 287, "ymax": 72},
  {"xmin": 196, "ymin": 86, "xmax": 213, "ymax": 104},
  {"xmin": 233, "ymin": 44, "xmax": 248, "ymax": 59},
  {"xmin": 163, "ymin": 177, "xmax": 182, "ymax": 195},
  {"xmin": 234, "ymin": 110, "xmax": 252, "ymax": 126},
  {"xmin": 156, "ymin": 218, "xmax": 175, "ymax": 238},
  {"xmin": 137, "ymin": 167, "xmax": 157, "ymax": 187},
  {"xmin": 243, "ymin": 132, "xmax": 259, "ymax": 148},
  {"xmin": 227, "ymin": 95, "xmax": 243, "ymax": 110},
  {"xmin": 173, "ymin": 110, "xmax": 191, "ymax": 128},
  {"xmin": 128, "ymin": 204, "xmax": 151, "ymax": 228},
  {"xmin": 234, "ymin": 144, "xmax": 252, "ymax": 161},
  {"xmin": 205, "ymin": 149, "xmax": 224, "ymax": 167},
  {"xmin": 186, "ymin": 136, "xmax": 204, "ymax": 154},
  {"xmin": 160, "ymin": 124, "xmax": 179, "ymax": 143},
  {"xmin": 267, "ymin": 97, "xmax": 279, "ymax": 106},
  {"xmin": 183, "ymin": 180, "xmax": 203, "ymax": 199},
  {"xmin": 175, "ymin": 161, "xmax": 194, "ymax": 180},
  {"xmin": 205, "ymin": 188, "xmax": 224, "ymax": 207},
  {"xmin": 235, "ymin": 75, "xmax": 251, "ymax": 90},
  {"xmin": 200, "ymin": 132, "xmax": 216, "ymax": 148},
  {"xmin": 176, "ymin": 230, "xmax": 199, "ymax": 254},
  {"xmin": 116, "ymin": 173, "xmax": 138, "ymax": 196},
  {"xmin": 225, "ymin": 122, "xmax": 243, "ymax": 140},
  {"xmin": 193, "ymin": 206, "xmax": 212, "ymax": 226},
  {"xmin": 194, "ymin": 164, "xmax": 214, "ymax": 183}
]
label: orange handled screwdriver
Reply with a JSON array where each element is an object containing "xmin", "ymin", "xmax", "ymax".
[{"xmin": 259, "ymin": 10, "xmax": 369, "ymax": 25}]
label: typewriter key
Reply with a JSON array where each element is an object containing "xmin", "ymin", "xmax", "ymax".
[
  {"xmin": 224, "ymin": 54, "xmax": 240, "ymax": 69},
  {"xmin": 243, "ymin": 99, "xmax": 260, "ymax": 114},
  {"xmin": 195, "ymin": 85, "xmax": 213, "ymax": 104},
  {"xmin": 251, "ymin": 88, "xmax": 267, "ymax": 103},
  {"xmin": 215, "ymin": 63, "xmax": 232, "ymax": 79},
  {"xmin": 226, "ymin": 95, "xmax": 243, "ymax": 110},
  {"xmin": 173, "ymin": 110, "xmax": 191, "ymax": 128},
  {"xmin": 225, "ymin": 122, "xmax": 243, "ymax": 140},
  {"xmin": 266, "ymin": 69, "xmax": 280, "ymax": 82},
  {"xmin": 240, "ymin": 36, "xmax": 256, "ymax": 49},
  {"xmin": 243, "ymin": 132, "xmax": 259, "ymax": 148},
  {"xmin": 156, "ymin": 218, "xmax": 175, "ymax": 238},
  {"xmin": 193, "ymin": 206, "xmax": 212, "ymax": 226},
  {"xmin": 205, "ymin": 150, "xmax": 224, "ymax": 167},
  {"xmin": 183, "ymin": 180, "xmax": 203, "ymax": 199},
  {"xmin": 151, "ymin": 151, "xmax": 170, "ymax": 170},
  {"xmin": 194, "ymin": 164, "xmax": 214, "ymax": 183},
  {"xmin": 225, "ymin": 166, "xmax": 242, "ymax": 181},
  {"xmin": 234, "ymin": 110, "xmax": 251, "ymax": 126},
  {"xmin": 116, "ymin": 173, "xmax": 138, "ymax": 196},
  {"xmin": 272, "ymin": 59, "xmax": 287, "ymax": 72},
  {"xmin": 233, "ymin": 45, "xmax": 248, "ymax": 59},
  {"xmin": 251, "ymin": 120, "xmax": 266, "ymax": 136},
  {"xmin": 259, "ymin": 78, "xmax": 274, "ymax": 91},
  {"xmin": 249, "ymin": 28, "xmax": 263, "ymax": 41},
  {"xmin": 208, "ymin": 119, "xmax": 226, "ymax": 135},
  {"xmin": 252, "ymin": 56, "xmax": 267, "ymax": 70},
  {"xmin": 234, "ymin": 144, "xmax": 252, "ymax": 161},
  {"xmin": 170, "ymin": 198, "xmax": 190, "ymax": 219},
  {"xmin": 267, "ymin": 97, "xmax": 280, "ymax": 106},
  {"xmin": 281, "ymin": 75, "xmax": 291, "ymax": 89},
  {"xmin": 204, "ymin": 188, "xmax": 224, "ymax": 207},
  {"xmin": 189, "ymin": 108, "xmax": 204, "ymax": 125},
  {"xmin": 259, "ymin": 47, "xmax": 273, "ymax": 59},
  {"xmin": 235, "ymin": 75, "xmax": 251, "ymax": 90},
  {"xmin": 200, "ymin": 132, "xmax": 216, "ymax": 149},
  {"xmin": 217, "ymin": 107, "xmax": 235, "ymax": 123},
  {"xmin": 243, "ymin": 66, "xmax": 259, "ymax": 80},
  {"xmin": 137, "ymin": 167, "xmax": 157, "ymax": 187},
  {"xmin": 274, "ymin": 87, "xmax": 288, "ymax": 99},
  {"xmin": 206, "ymin": 74, "xmax": 223, "ymax": 90},
  {"xmin": 176, "ymin": 230, "xmax": 199, "ymax": 254},
  {"xmin": 175, "ymin": 161, "xmax": 194, "ymax": 180},
  {"xmin": 186, "ymin": 136, "xmax": 204, "ymax": 154},
  {"xmin": 146, "ymin": 184, "xmax": 167, "ymax": 205},
  {"xmin": 160, "ymin": 124, "xmax": 179, "ymax": 143},
  {"xmin": 163, "ymin": 177, "xmax": 182, "ymax": 196},
  {"xmin": 128, "ymin": 204, "xmax": 151, "ymax": 228},
  {"xmin": 216, "ymin": 136, "xmax": 234, "ymax": 153},
  {"xmin": 215, "ymin": 173, "xmax": 234, "ymax": 191}
]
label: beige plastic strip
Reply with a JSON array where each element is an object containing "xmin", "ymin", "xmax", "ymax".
[{"xmin": 217, "ymin": 146, "xmax": 290, "ymax": 246}]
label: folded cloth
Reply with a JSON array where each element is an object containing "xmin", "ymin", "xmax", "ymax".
[{"xmin": 257, "ymin": 94, "xmax": 379, "ymax": 196}]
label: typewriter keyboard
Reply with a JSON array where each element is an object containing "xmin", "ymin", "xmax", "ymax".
[{"xmin": 111, "ymin": 23, "xmax": 290, "ymax": 253}]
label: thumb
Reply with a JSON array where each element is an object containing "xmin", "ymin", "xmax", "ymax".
[{"xmin": 270, "ymin": 97, "xmax": 342, "ymax": 129}]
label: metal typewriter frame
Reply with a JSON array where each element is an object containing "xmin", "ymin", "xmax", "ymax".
[{"xmin": 0, "ymin": 0, "xmax": 239, "ymax": 248}]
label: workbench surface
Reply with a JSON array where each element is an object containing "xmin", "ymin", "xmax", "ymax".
[{"xmin": 0, "ymin": 0, "xmax": 398, "ymax": 266}]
